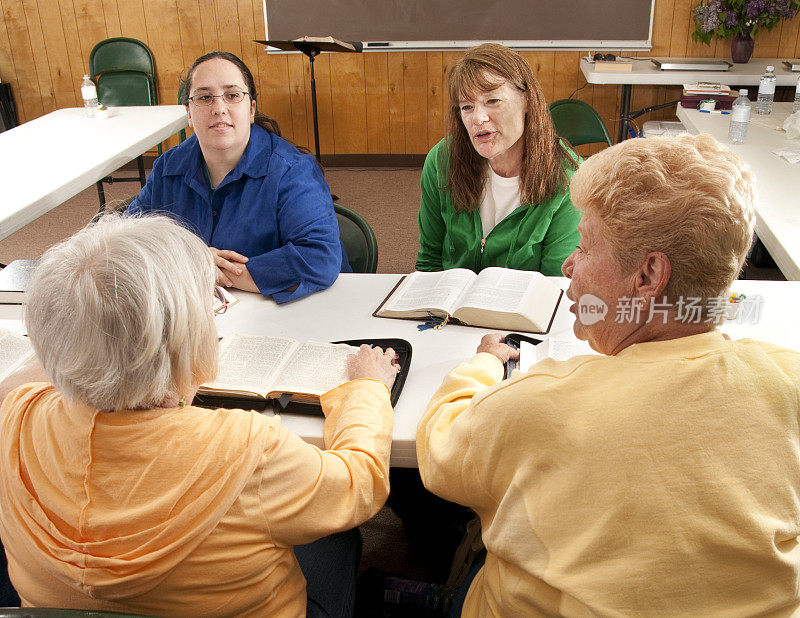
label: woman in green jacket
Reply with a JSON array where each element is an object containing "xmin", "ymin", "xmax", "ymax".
[{"xmin": 417, "ymin": 43, "xmax": 581, "ymax": 276}]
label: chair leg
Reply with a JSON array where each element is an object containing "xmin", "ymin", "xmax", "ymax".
[
  {"xmin": 96, "ymin": 180, "xmax": 107, "ymax": 213},
  {"xmin": 137, "ymin": 155, "xmax": 146, "ymax": 187}
]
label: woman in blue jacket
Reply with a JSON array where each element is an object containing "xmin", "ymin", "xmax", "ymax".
[{"xmin": 128, "ymin": 51, "xmax": 348, "ymax": 303}]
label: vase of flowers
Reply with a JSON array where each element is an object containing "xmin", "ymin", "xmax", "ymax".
[{"xmin": 692, "ymin": 0, "xmax": 800, "ymax": 63}]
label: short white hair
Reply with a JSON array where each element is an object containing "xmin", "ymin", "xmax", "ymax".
[{"xmin": 26, "ymin": 214, "xmax": 218, "ymax": 410}]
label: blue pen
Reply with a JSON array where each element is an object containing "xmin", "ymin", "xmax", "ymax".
[{"xmin": 699, "ymin": 109, "xmax": 731, "ymax": 114}]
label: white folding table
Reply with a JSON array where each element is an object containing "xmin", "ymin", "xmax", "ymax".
[
  {"xmin": 581, "ymin": 57, "xmax": 799, "ymax": 142},
  {"xmin": 0, "ymin": 106, "xmax": 187, "ymax": 241},
  {"xmin": 676, "ymin": 102, "xmax": 800, "ymax": 281}
]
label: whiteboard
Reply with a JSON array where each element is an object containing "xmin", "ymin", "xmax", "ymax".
[{"xmin": 262, "ymin": 0, "xmax": 655, "ymax": 51}]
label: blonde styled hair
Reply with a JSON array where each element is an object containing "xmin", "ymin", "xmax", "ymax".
[
  {"xmin": 26, "ymin": 214, "xmax": 218, "ymax": 411},
  {"xmin": 569, "ymin": 133, "xmax": 755, "ymax": 303},
  {"xmin": 445, "ymin": 43, "xmax": 576, "ymax": 212}
]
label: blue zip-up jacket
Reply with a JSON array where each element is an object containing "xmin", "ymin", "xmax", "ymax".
[{"xmin": 128, "ymin": 125, "xmax": 348, "ymax": 303}]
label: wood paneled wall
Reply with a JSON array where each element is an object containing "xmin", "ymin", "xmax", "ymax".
[{"xmin": 2, "ymin": 0, "xmax": 800, "ymax": 154}]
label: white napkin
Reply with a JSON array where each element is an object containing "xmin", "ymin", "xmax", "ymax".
[
  {"xmin": 772, "ymin": 148, "xmax": 800, "ymax": 164},
  {"xmin": 782, "ymin": 110, "xmax": 800, "ymax": 139}
]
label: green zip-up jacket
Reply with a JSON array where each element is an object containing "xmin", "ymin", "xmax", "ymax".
[{"xmin": 416, "ymin": 139, "xmax": 582, "ymax": 276}]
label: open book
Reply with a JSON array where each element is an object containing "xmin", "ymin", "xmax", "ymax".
[
  {"xmin": 375, "ymin": 268, "xmax": 563, "ymax": 333},
  {"xmin": 0, "ymin": 328, "xmax": 34, "ymax": 381},
  {"xmin": 198, "ymin": 334, "xmax": 357, "ymax": 404},
  {"xmin": 519, "ymin": 338, "xmax": 599, "ymax": 370},
  {"xmin": 0, "ymin": 259, "xmax": 38, "ymax": 304}
]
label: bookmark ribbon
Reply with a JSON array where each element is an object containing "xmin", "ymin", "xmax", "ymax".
[{"xmin": 418, "ymin": 313, "xmax": 449, "ymax": 331}]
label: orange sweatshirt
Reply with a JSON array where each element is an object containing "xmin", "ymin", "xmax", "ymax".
[{"xmin": 0, "ymin": 379, "xmax": 392, "ymax": 617}]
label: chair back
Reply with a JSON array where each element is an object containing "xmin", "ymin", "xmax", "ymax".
[
  {"xmin": 95, "ymin": 72, "xmax": 156, "ymax": 107},
  {"xmin": 90, "ymin": 37, "xmax": 158, "ymax": 107},
  {"xmin": 548, "ymin": 99, "xmax": 613, "ymax": 147},
  {"xmin": 334, "ymin": 204, "xmax": 378, "ymax": 273}
]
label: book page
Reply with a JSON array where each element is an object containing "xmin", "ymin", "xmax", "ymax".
[
  {"xmin": 520, "ymin": 338, "xmax": 599, "ymax": 371},
  {"xmin": 272, "ymin": 341, "xmax": 358, "ymax": 397},
  {"xmin": 201, "ymin": 334, "xmax": 298, "ymax": 397},
  {"xmin": 457, "ymin": 267, "xmax": 538, "ymax": 313},
  {"xmin": 380, "ymin": 269, "xmax": 476, "ymax": 315},
  {"xmin": 0, "ymin": 329, "xmax": 34, "ymax": 382}
]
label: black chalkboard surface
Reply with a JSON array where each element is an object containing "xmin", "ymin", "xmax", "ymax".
[{"xmin": 262, "ymin": 0, "xmax": 655, "ymax": 50}]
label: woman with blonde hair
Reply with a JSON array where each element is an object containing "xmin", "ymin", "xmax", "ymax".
[{"xmin": 416, "ymin": 43, "xmax": 580, "ymax": 275}]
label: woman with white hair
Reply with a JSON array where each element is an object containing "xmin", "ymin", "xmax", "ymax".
[{"xmin": 0, "ymin": 214, "xmax": 396, "ymax": 617}]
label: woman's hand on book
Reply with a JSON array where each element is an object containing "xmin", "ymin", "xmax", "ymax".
[
  {"xmin": 477, "ymin": 334, "xmax": 520, "ymax": 363},
  {"xmin": 347, "ymin": 345, "xmax": 400, "ymax": 390}
]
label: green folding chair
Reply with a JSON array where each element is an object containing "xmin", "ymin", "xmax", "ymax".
[
  {"xmin": 548, "ymin": 99, "xmax": 613, "ymax": 148},
  {"xmin": 335, "ymin": 204, "xmax": 378, "ymax": 273},
  {"xmin": 89, "ymin": 37, "xmax": 159, "ymax": 211}
]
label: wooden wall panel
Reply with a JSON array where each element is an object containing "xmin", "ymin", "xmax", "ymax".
[
  {"xmin": 39, "ymin": 4, "xmax": 75, "ymax": 109},
  {"xmin": 24, "ymin": 0, "xmax": 59, "ymax": 112},
  {"xmin": 387, "ymin": 52, "xmax": 405, "ymax": 154},
  {"xmin": 403, "ymin": 52, "xmax": 428, "ymax": 154},
  {"xmin": 425, "ymin": 51, "xmax": 443, "ymax": 151},
  {"xmin": 0, "ymin": 1, "xmax": 17, "ymax": 90},
  {"xmin": 3, "ymin": 0, "xmax": 800, "ymax": 154},
  {"xmin": 3, "ymin": 0, "xmax": 43, "ymax": 121},
  {"xmin": 330, "ymin": 53, "xmax": 367, "ymax": 153},
  {"xmin": 364, "ymin": 52, "xmax": 389, "ymax": 153}
]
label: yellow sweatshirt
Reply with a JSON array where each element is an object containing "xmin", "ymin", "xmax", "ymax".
[
  {"xmin": 418, "ymin": 330, "xmax": 800, "ymax": 616},
  {"xmin": 0, "ymin": 379, "xmax": 392, "ymax": 617}
]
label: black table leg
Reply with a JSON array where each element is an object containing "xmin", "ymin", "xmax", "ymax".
[{"xmin": 618, "ymin": 84, "xmax": 632, "ymax": 143}]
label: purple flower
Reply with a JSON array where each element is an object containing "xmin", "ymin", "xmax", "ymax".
[
  {"xmin": 725, "ymin": 9, "xmax": 739, "ymax": 26},
  {"xmin": 694, "ymin": 1, "xmax": 722, "ymax": 31}
]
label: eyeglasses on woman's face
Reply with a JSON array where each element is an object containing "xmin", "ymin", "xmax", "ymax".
[{"xmin": 188, "ymin": 91, "xmax": 251, "ymax": 107}]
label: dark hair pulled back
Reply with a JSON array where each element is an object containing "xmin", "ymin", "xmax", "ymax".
[{"xmin": 180, "ymin": 51, "xmax": 282, "ymax": 136}]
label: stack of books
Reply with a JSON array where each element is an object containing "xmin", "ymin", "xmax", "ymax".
[
  {"xmin": 682, "ymin": 83, "xmax": 732, "ymax": 96},
  {"xmin": 680, "ymin": 83, "xmax": 736, "ymax": 110}
]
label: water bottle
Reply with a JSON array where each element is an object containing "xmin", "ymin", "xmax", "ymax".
[
  {"xmin": 793, "ymin": 75, "xmax": 800, "ymax": 114},
  {"xmin": 81, "ymin": 74, "xmax": 99, "ymax": 117},
  {"xmin": 728, "ymin": 89, "xmax": 751, "ymax": 145},
  {"xmin": 755, "ymin": 65, "xmax": 776, "ymax": 114}
]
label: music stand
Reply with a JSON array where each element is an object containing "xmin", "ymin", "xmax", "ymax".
[{"xmin": 255, "ymin": 38, "xmax": 363, "ymax": 161}]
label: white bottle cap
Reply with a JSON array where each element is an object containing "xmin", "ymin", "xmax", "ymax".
[
  {"xmin": 739, "ymin": 89, "xmax": 748, "ymax": 95},
  {"xmin": 766, "ymin": 65, "xmax": 774, "ymax": 71},
  {"xmin": 83, "ymin": 74, "xmax": 89, "ymax": 79}
]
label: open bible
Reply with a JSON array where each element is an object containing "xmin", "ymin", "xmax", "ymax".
[
  {"xmin": 0, "ymin": 328, "xmax": 34, "ymax": 381},
  {"xmin": 197, "ymin": 334, "xmax": 357, "ymax": 404},
  {"xmin": 374, "ymin": 267, "xmax": 563, "ymax": 333}
]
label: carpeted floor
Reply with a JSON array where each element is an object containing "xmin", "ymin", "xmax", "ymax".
[{"xmin": 0, "ymin": 160, "xmax": 422, "ymax": 274}]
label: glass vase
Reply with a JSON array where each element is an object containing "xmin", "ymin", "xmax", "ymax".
[{"xmin": 730, "ymin": 30, "xmax": 754, "ymax": 64}]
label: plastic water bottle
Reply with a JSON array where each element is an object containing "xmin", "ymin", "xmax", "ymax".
[
  {"xmin": 756, "ymin": 65, "xmax": 776, "ymax": 114},
  {"xmin": 81, "ymin": 74, "xmax": 99, "ymax": 117},
  {"xmin": 728, "ymin": 89, "xmax": 751, "ymax": 145},
  {"xmin": 793, "ymin": 75, "xmax": 800, "ymax": 114}
]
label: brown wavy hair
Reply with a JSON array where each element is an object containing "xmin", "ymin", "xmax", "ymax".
[{"xmin": 445, "ymin": 44, "xmax": 576, "ymax": 213}]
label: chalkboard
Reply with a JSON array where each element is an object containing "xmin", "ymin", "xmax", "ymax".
[{"xmin": 262, "ymin": 0, "xmax": 655, "ymax": 50}]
